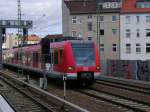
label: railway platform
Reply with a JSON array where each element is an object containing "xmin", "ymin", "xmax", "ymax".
[{"xmin": 0, "ymin": 95, "xmax": 15, "ymax": 112}]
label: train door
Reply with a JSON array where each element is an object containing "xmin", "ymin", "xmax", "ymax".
[
  {"xmin": 14, "ymin": 52, "xmax": 18, "ymax": 64},
  {"xmin": 22, "ymin": 52, "xmax": 26, "ymax": 66},
  {"xmin": 38, "ymin": 51, "xmax": 41, "ymax": 69},
  {"xmin": 54, "ymin": 49, "xmax": 59, "ymax": 71},
  {"xmin": 49, "ymin": 48, "xmax": 54, "ymax": 72},
  {"xmin": 27, "ymin": 52, "xmax": 31, "ymax": 66},
  {"xmin": 26, "ymin": 52, "xmax": 29, "ymax": 66}
]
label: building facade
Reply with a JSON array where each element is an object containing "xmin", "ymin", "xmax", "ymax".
[
  {"xmin": 120, "ymin": 0, "xmax": 150, "ymax": 60},
  {"xmin": 62, "ymin": 0, "xmax": 122, "ymax": 60},
  {"xmin": 3, "ymin": 34, "xmax": 41, "ymax": 49},
  {"xmin": 2, "ymin": 33, "xmax": 18, "ymax": 49},
  {"xmin": 62, "ymin": 0, "xmax": 97, "ymax": 41},
  {"xmin": 97, "ymin": 0, "xmax": 121, "ymax": 60}
]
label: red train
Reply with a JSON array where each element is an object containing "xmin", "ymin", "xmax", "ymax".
[{"xmin": 3, "ymin": 37, "xmax": 101, "ymax": 85}]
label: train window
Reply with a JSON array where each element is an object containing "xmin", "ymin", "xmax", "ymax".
[
  {"xmin": 59, "ymin": 49, "xmax": 63, "ymax": 64},
  {"xmin": 14, "ymin": 53, "xmax": 18, "ymax": 60},
  {"xmin": 28, "ymin": 53, "xmax": 31, "ymax": 64},
  {"xmin": 54, "ymin": 50, "xmax": 58, "ymax": 64},
  {"xmin": 33, "ymin": 52, "xmax": 39, "ymax": 62}
]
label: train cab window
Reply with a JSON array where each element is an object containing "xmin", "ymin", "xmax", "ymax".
[
  {"xmin": 54, "ymin": 50, "xmax": 58, "ymax": 64},
  {"xmin": 72, "ymin": 43, "xmax": 95, "ymax": 66}
]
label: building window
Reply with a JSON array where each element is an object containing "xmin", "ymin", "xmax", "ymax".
[
  {"xmin": 112, "ymin": 15, "xmax": 117, "ymax": 22},
  {"xmin": 72, "ymin": 31, "xmax": 76, "ymax": 37},
  {"xmin": 100, "ymin": 29, "xmax": 104, "ymax": 35},
  {"xmin": 126, "ymin": 44, "xmax": 131, "ymax": 54},
  {"xmin": 72, "ymin": 16, "xmax": 77, "ymax": 24},
  {"xmin": 146, "ymin": 29, "xmax": 150, "ymax": 37},
  {"xmin": 98, "ymin": 16, "xmax": 104, "ymax": 22},
  {"xmin": 112, "ymin": 29, "xmax": 117, "ymax": 36},
  {"xmin": 88, "ymin": 37, "xmax": 93, "ymax": 40},
  {"xmin": 146, "ymin": 43, "xmax": 150, "ymax": 53},
  {"xmin": 88, "ymin": 22, "xmax": 92, "ymax": 31},
  {"xmin": 136, "ymin": 44, "xmax": 141, "ymax": 54},
  {"xmin": 72, "ymin": 16, "xmax": 81, "ymax": 24},
  {"xmin": 126, "ymin": 16, "xmax": 130, "ymax": 24},
  {"xmin": 126, "ymin": 29, "xmax": 131, "ymax": 38},
  {"xmin": 112, "ymin": 44, "xmax": 117, "ymax": 52},
  {"xmin": 136, "ymin": 29, "xmax": 140, "ymax": 37},
  {"xmin": 78, "ymin": 33, "xmax": 82, "ymax": 38},
  {"xmin": 88, "ymin": 15, "xmax": 92, "ymax": 19},
  {"xmin": 136, "ymin": 2, "xmax": 144, "ymax": 8},
  {"xmin": 100, "ymin": 44, "xmax": 104, "ymax": 52},
  {"xmin": 146, "ymin": 16, "xmax": 150, "ymax": 23},
  {"xmin": 136, "ymin": 16, "xmax": 140, "ymax": 23},
  {"xmin": 136, "ymin": 2, "xmax": 150, "ymax": 8}
]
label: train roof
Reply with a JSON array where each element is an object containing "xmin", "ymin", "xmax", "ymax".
[
  {"xmin": 7, "ymin": 44, "xmax": 41, "ymax": 53},
  {"xmin": 50, "ymin": 40, "xmax": 95, "ymax": 48}
]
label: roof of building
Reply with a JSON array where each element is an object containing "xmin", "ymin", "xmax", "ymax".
[
  {"xmin": 121, "ymin": 0, "xmax": 150, "ymax": 13},
  {"xmin": 26, "ymin": 35, "xmax": 41, "ymax": 41},
  {"xmin": 64, "ymin": 0, "xmax": 96, "ymax": 14}
]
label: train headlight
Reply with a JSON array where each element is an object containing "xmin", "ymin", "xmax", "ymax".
[
  {"xmin": 96, "ymin": 66, "xmax": 100, "ymax": 70},
  {"xmin": 68, "ymin": 66, "xmax": 74, "ymax": 70}
]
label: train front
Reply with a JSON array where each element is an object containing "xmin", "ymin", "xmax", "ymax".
[{"xmin": 66, "ymin": 41, "xmax": 101, "ymax": 85}]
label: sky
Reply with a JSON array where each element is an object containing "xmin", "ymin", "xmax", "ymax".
[{"xmin": 0, "ymin": 0, "xmax": 62, "ymax": 37}]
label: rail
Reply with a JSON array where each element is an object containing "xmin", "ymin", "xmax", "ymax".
[{"xmin": 0, "ymin": 70, "xmax": 89, "ymax": 112}]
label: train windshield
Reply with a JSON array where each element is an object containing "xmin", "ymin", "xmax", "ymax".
[{"xmin": 72, "ymin": 42, "xmax": 95, "ymax": 66}]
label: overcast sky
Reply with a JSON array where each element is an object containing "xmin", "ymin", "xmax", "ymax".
[{"xmin": 0, "ymin": 0, "xmax": 62, "ymax": 37}]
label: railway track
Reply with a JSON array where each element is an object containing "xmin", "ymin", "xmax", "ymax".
[
  {"xmin": 3, "ymin": 69, "xmax": 150, "ymax": 112},
  {"xmin": 97, "ymin": 76, "xmax": 150, "ymax": 93},
  {"xmin": 0, "ymin": 74, "xmax": 54, "ymax": 112},
  {"xmin": 77, "ymin": 88, "xmax": 150, "ymax": 112},
  {"xmin": 0, "ymin": 70, "xmax": 89, "ymax": 112},
  {"xmin": 74, "ymin": 76, "xmax": 150, "ymax": 112}
]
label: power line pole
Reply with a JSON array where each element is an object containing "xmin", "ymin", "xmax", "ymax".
[{"xmin": 17, "ymin": 0, "xmax": 23, "ymax": 77}]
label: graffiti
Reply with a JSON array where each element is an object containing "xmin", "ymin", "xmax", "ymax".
[{"xmin": 108, "ymin": 60, "xmax": 150, "ymax": 82}]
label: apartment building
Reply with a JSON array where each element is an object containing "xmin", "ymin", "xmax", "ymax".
[
  {"xmin": 62, "ymin": 0, "xmax": 122, "ymax": 60},
  {"xmin": 97, "ymin": 0, "xmax": 121, "ymax": 60},
  {"xmin": 120, "ymin": 0, "xmax": 150, "ymax": 60},
  {"xmin": 62, "ymin": 0, "xmax": 97, "ymax": 41}
]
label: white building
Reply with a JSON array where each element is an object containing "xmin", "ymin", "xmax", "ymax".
[
  {"xmin": 3, "ymin": 34, "xmax": 41, "ymax": 49},
  {"xmin": 120, "ymin": 0, "xmax": 150, "ymax": 60}
]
